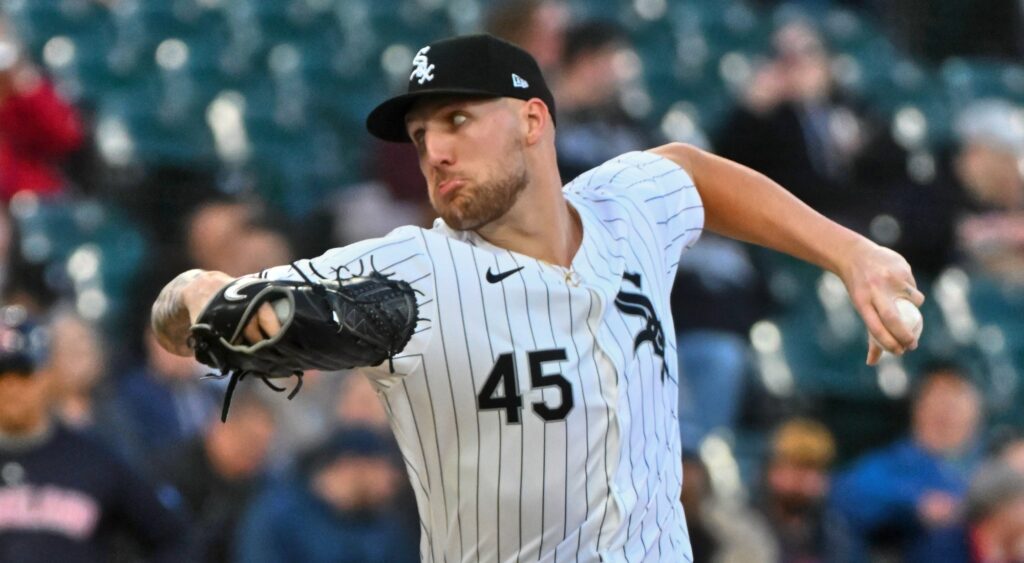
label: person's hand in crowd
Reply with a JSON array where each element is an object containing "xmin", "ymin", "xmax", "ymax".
[
  {"xmin": 837, "ymin": 238, "xmax": 925, "ymax": 365},
  {"xmin": 918, "ymin": 490, "xmax": 960, "ymax": 528}
]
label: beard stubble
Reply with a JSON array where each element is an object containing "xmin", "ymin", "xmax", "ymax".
[{"xmin": 437, "ymin": 139, "xmax": 530, "ymax": 231}]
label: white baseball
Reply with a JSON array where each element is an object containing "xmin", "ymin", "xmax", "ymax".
[
  {"xmin": 894, "ymin": 297, "xmax": 924, "ymax": 340},
  {"xmin": 869, "ymin": 297, "xmax": 923, "ymax": 354}
]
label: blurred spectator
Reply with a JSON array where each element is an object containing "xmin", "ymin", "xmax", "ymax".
[
  {"xmin": 0, "ymin": 207, "xmax": 57, "ymax": 315},
  {"xmin": 965, "ymin": 463, "xmax": 1024, "ymax": 562},
  {"xmin": 46, "ymin": 309, "xmax": 143, "ymax": 464},
  {"xmin": 873, "ymin": 0, "xmax": 1024, "ymax": 63},
  {"xmin": 715, "ymin": 20, "xmax": 908, "ymax": 223},
  {"xmin": 116, "ymin": 327, "xmax": 221, "ymax": 458},
  {"xmin": 945, "ymin": 99, "xmax": 1024, "ymax": 286},
  {"xmin": 672, "ymin": 234, "xmax": 771, "ymax": 450},
  {"xmin": 553, "ymin": 20, "xmax": 659, "ymax": 182},
  {"xmin": 235, "ymin": 426, "xmax": 417, "ymax": 563},
  {"xmin": 988, "ymin": 430, "xmax": 1024, "ymax": 476},
  {"xmin": 753, "ymin": 418, "xmax": 857, "ymax": 562},
  {"xmin": 681, "ymin": 453, "xmax": 722, "ymax": 562},
  {"xmin": 0, "ymin": 307, "xmax": 187, "ymax": 561},
  {"xmin": 831, "ymin": 361, "xmax": 983, "ymax": 562},
  {"xmin": 227, "ymin": 226, "xmax": 293, "ymax": 278},
  {"xmin": 0, "ymin": 21, "xmax": 84, "ymax": 202},
  {"xmin": 334, "ymin": 371, "xmax": 390, "ymax": 430},
  {"xmin": 155, "ymin": 389, "xmax": 276, "ymax": 563},
  {"xmin": 185, "ymin": 199, "xmax": 295, "ymax": 277},
  {"xmin": 681, "ymin": 452, "xmax": 778, "ymax": 563},
  {"xmin": 484, "ymin": 0, "xmax": 569, "ymax": 76},
  {"xmin": 331, "ymin": 179, "xmax": 431, "ymax": 244}
]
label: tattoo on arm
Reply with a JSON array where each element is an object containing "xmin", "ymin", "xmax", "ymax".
[{"xmin": 151, "ymin": 269, "xmax": 203, "ymax": 351}]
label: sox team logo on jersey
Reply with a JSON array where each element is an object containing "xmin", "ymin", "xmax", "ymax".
[
  {"xmin": 614, "ymin": 271, "xmax": 669, "ymax": 382},
  {"xmin": 410, "ymin": 46, "xmax": 435, "ymax": 84},
  {"xmin": 261, "ymin": 151, "xmax": 704, "ymax": 562}
]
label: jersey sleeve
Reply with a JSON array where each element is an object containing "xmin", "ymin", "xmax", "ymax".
[
  {"xmin": 256, "ymin": 225, "xmax": 437, "ymax": 380},
  {"xmin": 565, "ymin": 150, "xmax": 704, "ymax": 278}
]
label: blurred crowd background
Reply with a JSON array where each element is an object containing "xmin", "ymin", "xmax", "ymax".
[{"xmin": 0, "ymin": 0, "xmax": 1022, "ymax": 561}]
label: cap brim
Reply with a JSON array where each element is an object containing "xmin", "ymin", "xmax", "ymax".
[{"xmin": 365, "ymin": 88, "xmax": 503, "ymax": 143}]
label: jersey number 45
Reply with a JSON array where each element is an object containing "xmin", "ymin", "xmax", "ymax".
[{"xmin": 477, "ymin": 348, "xmax": 574, "ymax": 424}]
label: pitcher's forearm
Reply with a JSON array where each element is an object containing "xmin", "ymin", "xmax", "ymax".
[{"xmin": 651, "ymin": 143, "xmax": 867, "ymax": 276}]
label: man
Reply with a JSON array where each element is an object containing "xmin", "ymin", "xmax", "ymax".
[
  {"xmin": 830, "ymin": 362, "xmax": 982, "ymax": 562},
  {"xmin": 754, "ymin": 419, "xmax": 856, "ymax": 562},
  {"xmin": 235, "ymin": 426, "xmax": 417, "ymax": 563},
  {"xmin": 0, "ymin": 307, "xmax": 188, "ymax": 561},
  {"xmin": 553, "ymin": 20, "xmax": 658, "ymax": 182},
  {"xmin": 965, "ymin": 462, "xmax": 1024, "ymax": 562},
  {"xmin": 152, "ymin": 34, "xmax": 923, "ymax": 561},
  {"xmin": 0, "ymin": 19, "xmax": 84, "ymax": 202},
  {"xmin": 155, "ymin": 389, "xmax": 276, "ymax": 562}
]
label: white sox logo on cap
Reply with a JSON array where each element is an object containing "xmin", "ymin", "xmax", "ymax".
[{"xmin": 410, "ymin": 46, "xmax": 435, "ymax": 84}]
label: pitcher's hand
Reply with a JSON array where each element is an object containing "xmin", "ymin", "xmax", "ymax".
[{"xmin": 837, "ymin": 239, "xmax": 925, "ymax": 365}]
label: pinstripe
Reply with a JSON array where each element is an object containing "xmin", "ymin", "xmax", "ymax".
[
  {"xmin": 380, "ymin": 252, "xmax": 424, "ymax": 272},
  {"xmin": 642, "ymin": 182, "xmax": 694, "ymax": 203},
  {"xmin": 583, "ymin": 289, "xmax": 614, "ymax": 553},
  {"xmin": 438, "ymin": 239, "xmax": 466, "ymax": 561},
  {"xmin": 565, "ymin": 283, "xmax": 590, "ymax": 563},
  {"xmin": 656, "ymin": 205, "xmax": 703, "ymax": 225},
  {"xmin": 612, "ymin": 308, "xmax": 651, "ymax": 556},
  {"xmin": 666, "ymin": 228, "xmax": 703, "ymax": 249},
  {"xmin": 534, "ymin": 264, "xmax": 556, "ymax": 559},
  {"xmin": 469, "ymin": 248, "xmax": 497, "ymax": 561},
  {"xmin": 577, "ymin": 230, "xmax": 642, "ymax": 563},
  {"xmin": 508, "ymin": 252, "xmax": 536, "ymax": 563},
  {"xmin": 590, "ymin": 195, "xmax": 667, "ymax": 299},
  {"xmin": 416, "ymin": 233, "xmax": 455, "ymax": 563},
  {"xmin": 399, "ymin": 364, "xmax": 439, "ymax": 561},
  {"xmin": 340, "ymin": 236, "xmax": 416, "ymax": 270},
  {"xmin": 493, "ymin": 253, "xmax": 522, "ymax": 561},
  {"xmin": 382, "ymin": 393, "xmax": 430, "ymax": 499}
]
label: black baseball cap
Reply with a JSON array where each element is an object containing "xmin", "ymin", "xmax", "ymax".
[{"xmin": 366, "ymin": 34, "xmax": 556, "ymax": 143}]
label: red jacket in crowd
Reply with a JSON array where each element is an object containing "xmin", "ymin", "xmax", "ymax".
[{"xmin": 0, "ymin": 79, "xmax": 83, "ymax": 202}]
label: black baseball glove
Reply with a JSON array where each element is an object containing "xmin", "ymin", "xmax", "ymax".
[{"xmin": 189, "ymin": 265, "xmax": 419, "ymax": 421}]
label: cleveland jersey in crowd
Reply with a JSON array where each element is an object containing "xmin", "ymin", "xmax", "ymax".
[
  {"xmin": 259, "ymin": 150, "xmax": 703, "ymax": 562},
  {"xmin": 0, "ymin": 423, "xmax": 187, "ymax": 562}
]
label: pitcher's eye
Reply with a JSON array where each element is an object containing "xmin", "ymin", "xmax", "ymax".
[{"xmin": 452, "ymin": 113, "xmax": 467, "ymax": 126}]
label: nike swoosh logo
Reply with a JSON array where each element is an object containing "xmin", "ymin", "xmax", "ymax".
[
  {"xmin": 223, "ymin": 276, "xmax": 265, "ymax": 301},
  {"xmin": 486, "ymin": 266, "xmax": 525, "ymax": 284}
]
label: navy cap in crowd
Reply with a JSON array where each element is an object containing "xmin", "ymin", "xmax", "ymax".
[
  {"xmin": 0, "ymin": 306, "xmax": 49, "ymax": 376},
  {"xmin": 366, "ymin": 34, "xmax": 556, "ymax": 143},
  {"xmin": 304, "ymin": 426, "xmax": 397, "ymax": 474}
]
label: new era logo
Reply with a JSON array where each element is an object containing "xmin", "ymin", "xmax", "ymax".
[{"xmin": 511, "ymin": 73, "xmax": 529, "ymax": 88}]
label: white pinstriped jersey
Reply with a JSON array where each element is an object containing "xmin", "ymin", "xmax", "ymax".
[{"xmin": 263, "ymin": 151, "xmax": 704, "ymax": 562}]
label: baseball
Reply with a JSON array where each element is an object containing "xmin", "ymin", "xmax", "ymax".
[
  {"xmin": 869, "ymin": 298, "xmax": 922, "ymax": 354},
  {"xmin": 895, "ymin": 297, "xmax": 924, "ymax": 340}
]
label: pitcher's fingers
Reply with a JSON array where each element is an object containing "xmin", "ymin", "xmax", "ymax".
[
  {"xmin": 242, "ymin": 317, "xmax": 263, "ymax": 345},
  {"xmin": 859, "ymin": 299, "xmax": 903, "ymax": 356},
  {"xmin": 903, "ymin": 286, "xmax": 926, "ymax": 307},
  {"xmin": 867, "ymin": 338, "xmax": 883, "ymax": 366},
  {"xmin": 256, "ymin": 302, "xmax": 282, "ymax": 338}
]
